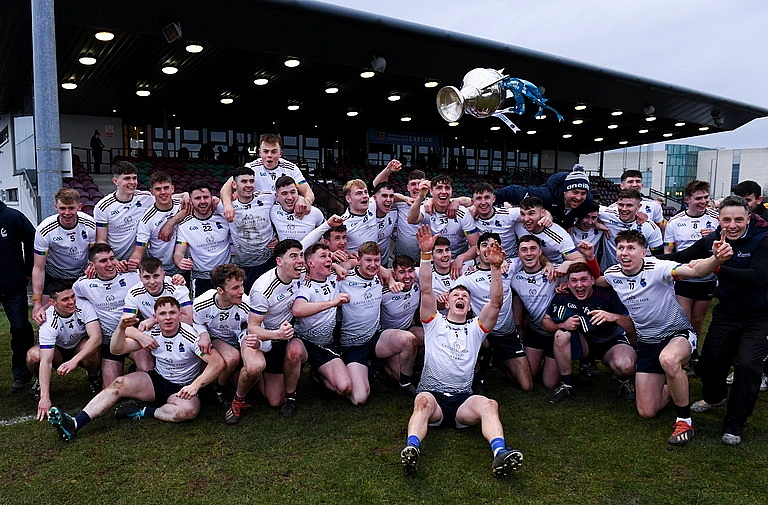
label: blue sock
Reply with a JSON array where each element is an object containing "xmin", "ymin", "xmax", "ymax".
[
  {"xmin": 75, "ymin": 411, "xmax": 91, "ymax": 430},
  {"xmin": 143, "ymin": 407, "xmax": 157, "ymax": 419},
  {"xmin": 406, "ymin": 435, "xmax": 421, "ymax": 448},
  {"xmin": 490, "ymin": 437, "xmax": 507, "ymax": 456}
]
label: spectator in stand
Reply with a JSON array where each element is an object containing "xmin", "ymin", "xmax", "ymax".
[{"xmin": 90, "ymin": 130, "xmax": 105, "ymax": 173}]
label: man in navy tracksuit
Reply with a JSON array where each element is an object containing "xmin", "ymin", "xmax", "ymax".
[
  {"xmin": 0, "ymin": 201, "xmax": 36, "ymax": 392},
  {"xmin": 661, "ymin": 195, "xmax": 768, "ymax": 445}
]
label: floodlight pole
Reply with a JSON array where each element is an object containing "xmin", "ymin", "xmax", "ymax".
[{"xmin": 31, "ymin": 0, "xmax": 63, "ymax": 221}]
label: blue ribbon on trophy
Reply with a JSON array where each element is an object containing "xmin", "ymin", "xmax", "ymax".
[{"xmin": 436, "ymin": 68, "xmax": 562, "ymax": 132}]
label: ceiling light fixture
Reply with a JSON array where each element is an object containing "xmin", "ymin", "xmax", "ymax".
[
  {"xmin": 401, "ymin": 115, "xmax": 412, "ymax": 122},
  {"xmin": 619, "ymin": 140, "xmax": 629, "ymax": 145},
  {"xmin": 611, "ymin": 110, "xmax": 623, "ymax": 116},
  {"xmin": 61, "ymin": 82, "xmax": 77, "ymax": 90},
  {"xmin": 360, "ymin": 71, "xmax": 375, "ymax": 79},
  {"xmin": 675, "ymin": 122, "xmax": 686, "ymax": 127},
  {"xmin": 284, "ymin": 58, "xmax": 300, "ymax": 68},
  {"xmin": 388, "ymin": 94, "xmax": 401, "ymax": 102},
  {"xmin": 607, "ymin": 124, "xmax": 618, "ymax": 129},
  {"xmin": 490, "ymin": 125, "xmax": 501, "ymax": 131},
  {"xmin": 161, "ymin": 65, "xmax": 178, "ymax": 75},
  {"xmin": 526, "ymin": 130, "xmax": 536, "ymax": 135},
  {"xmin": 699, "ymin": 126, "xmax": 710, "ymax": 131},
  {"xmin": 424, "ymin": 81, "xmax": 438, "ymax": 88},
  {"xmin": 638, "ymin": 128, "xmax": 648, "ymax": 133},
  {"xmin": 448, "ymin": 121, "xmax": 459, "ymax": 127},
  {"xmin": 253, "ymin": 78, "xmax": 269, "ymax": 86},
  {"xmin": 572, "ymin": 119, "xmax": 583, "ymax": 125},
  {"xmin": 645, "ymin": 116, "xmax": 657, "ymax": 122},
  {"xmin": 562, "ymin": 133, "xmax": 572, "ymax": 139},
  {"xmin": 594, "ymin": 137, "xmax": 604, "ymax": 141},
  {"xmin": 346, "ymin": 110, "xmax": 358, "ymax": 117},
  {"xmin": 95, "ymin": 31, "xmax": 114, "ymax": 41},
  {"xmin": 574, "ymin": 104, "xmax": 587, "ymax": 111},
  {"xmin": 663, "ymin": 133, "xmax": 673, "ymax": 137},
  {"xmin": 136, "ymin": 89, "xmax": 151, "ymax": 97},
  {"xmin": 535, "ymin": 114, "xmax": 547, "ymax": 120},
  {"xmin": 185, "ymin": 44, "xmax": 203, "ymax": 53},
  {"xmin": 287, "ymin": 104, "xmax": 300, "ymax": 111},
  {"xmin": 78, "ymin": 56, "xmax": 97, "ymax": 65},
  {"xmin": 220, "ymin": 97, "xmax": 234, "ymax": 105},
  {"xmin": 325, "ymin": 87, "xmax": 339, "ymax": 94}
]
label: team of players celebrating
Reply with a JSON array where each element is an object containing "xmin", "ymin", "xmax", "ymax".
[{"xmin": 27, "ymin": 132, "xmax": 768, "ymax": 478}]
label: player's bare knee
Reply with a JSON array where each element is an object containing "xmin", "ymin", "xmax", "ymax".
[
  {"xmin": 26, "ymin": 347, "xmax": 40, "ymax": 366},
  {"xmin": 484, "ymin": 398, "xmax": 499, "ymax": 416}
]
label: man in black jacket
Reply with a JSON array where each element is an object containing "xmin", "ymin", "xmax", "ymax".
[
  {"xmin": 0, "ymin": 201, "xmax": 36, "ymax": 392},
  {"xmin": 662, "ymin": 195, "xmax": 768, "ymax": 445}
]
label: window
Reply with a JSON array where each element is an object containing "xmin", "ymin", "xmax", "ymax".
[{"xmin": 5, "ymin": 188, "xmax": 18, "ymax": 203}]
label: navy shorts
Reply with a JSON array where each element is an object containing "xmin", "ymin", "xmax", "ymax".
[
  {"xmin": 264, "ymin": 339, "xmax": 288, "ymax": 374},
  {"xmin": 147, "ymin": 369, "xmax": 185, "ymax": 404},
  {"xmin": 674, "ymin": 279, "xmax": 717, "ymax": 301},
  {"xmin": 523, "ymin": 327, "xmax": 554, "ymax": 358},
  {"xmin": 101, "ymin": 343, "xmax": 127, "ymax": 363},
  {"xmin": 341, "ymin": 330, "xmax": 381, "ymax": 366},
  {"xmin": 56, "ymin": 346, "xmax": 78, "ymax": 362},
  {"xmin": 301, "ymin": 338, "xmax": 342, "ymax": 369},
  {"xmin": 425, "ymin": 390, "xmax": 473, "ymax": 428},
  {"xmin": 487, "ymin": 329, "xmax": 526, "ymax": 360},
  {"xmin": 636, "ymin": 330, "xmax": 696, "ymax": 374},
  {"xmin": 586, "ymin": 334, "xmax": 633, "ymax": 362}
]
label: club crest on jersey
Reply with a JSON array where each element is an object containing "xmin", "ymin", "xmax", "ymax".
[
  {"xmin": 640, "ymin": 278, "xmax": 647, "ymax": 287},
  {"xmin": 178, "ymin": 341, "xmax": 185, "ymax": 353},
  {"xmin": 119, "ymin": 279, "xmax": 126, "ymax": 287},
  {"xmin": 81, "ymin": 230, "xmax": 88, "ymax": 239},
  {"xmin": 234, "ymin": 313, "xmax": 241, "ymax": 321}
]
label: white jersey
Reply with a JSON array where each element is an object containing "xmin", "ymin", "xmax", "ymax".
[
  {"xmin": 135, "ymin": 199, "xmax": 182, "ymax": 272},
  {"xmin": 176, "ymin": 206, "xmax": 231, "ymax": 279},
  {"xmin": 229, "ymin": 193, "xmax": 276, "ymax": 267},
  {"xmin": 474, "ymin": 207, "xmax": 520, "ymax": 257},
  {"xmin": 509, "ymin": 263, "xmax": 556, "ymax": 333},
  {"xmin": 603, "ymin": 258, "xmax": 693, "ymax": 344},
  {"xmin": 245, "ymin": 158, "xmax": 308, "ymax": 193},
  {"xmin": 598, "ymin": 207, "xmax": 663, "ymax": 265},
  {"xmin": 294, "ymin": 275, "xmax": 341, "ymax": 346},
  {"xmin": 342, "ymin": 201, "xmax": 379, "ymax": 253},
  {"xmin": 418, "ymin": 313, "xmax": 489, "ymax": 394},
  {"xmin": 339, "ymin": 269, "xmax": 382, "ymax": 346},
  {"xmin": 418, "ymin": 205, "xmax": 477, "ymax": 258},
  {"xmin": 665, "ymin": 209, "xmax": 719, "ymax": 252},
  {"xmin": 73, "ymin": 271, "xmax": 141, "ymax": 341},
  {"xmin": 454, "ymin": 261, "xmax": 516, "ymax": 335},
  {"xmin": 38, "ymin": 301, "xmax": 98, "ymax": 350},
  {"xmin": 431, "ymin": 265, "xmax": 454, "ymax": 299},
  {"xmin": 610, "ymin": 198, "xmax": 665, "ymax": 225},
  {"xmin": 192, "ymin": 289, "xmax": 251, "ymax": 347},
  {"xmin": 146, "ymin": 322, "xmax": 204, "ymax": 385},
  {"xmin": 570, "ymin": 225, "xmax": 607, "ymax": 272},
  {"xmin": 513, "ymin": 222, "xmax": 578, "ymax": 265},
  {"xmin": 393, "ymin": 201, "xmax": 421, "ymax": 260},
  {"xmin": 94, "ymin": 190, "xmax": 154, "ymax": 260},
  {"xmin": 376, "ymin": 209, "xmax": 398, "ymax": 261},
  {"xmin": 123, "ymin": 277, "xmax": 192, "ymax": 320},
  {"xmin": 381, "ymin": 281, "xmax": 419, "ymax": 330},
  {"xmin": 249, "ymin": 268, "xmax": 301, "ymax": 330},
  {"xmin": 34, "ymin": 212, "xmax": 96, "ymax": 279},
  {"xmin": 271, "ymin": 205, "xmax": 326, "ymax": 242}
]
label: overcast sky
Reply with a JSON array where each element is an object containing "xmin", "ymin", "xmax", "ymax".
[{"xmin": 320, "ymin": 0, "xmax": 768, "ymax": 150}]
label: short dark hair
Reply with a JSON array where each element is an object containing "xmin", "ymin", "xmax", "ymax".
[
  {"xmin": 89, "ymin": 242, "xmax": 114, "ymax": 261},
  {"xmin": 518, "ymin": 234, "xmax": 542, "ymax": 247},
  {"xmin": 566, "ymin": 262, "xmax": 593, "ymax": 278},
  {"xmin": 472, "ymin": 182, "xmax": 495, "ymax": 195},
  {"xmin": 260, "ymin": 133, "xmax": 282, "ymax": 147},
  {"xmin": 274, "ymin": 239, "xmax": 303, "ymax": 259},
  {"xmin": 275, "ymin": 175, "xmax": 297, "ymax": 190},
  {"xmin": 616, "ymin": 189, "xmax": 642, "ymax": 201},
  {"xmin": 520, "ymin": 196, "xmax": 544, "ymax": 210},
  {"xmin": 615, "ymin": 229, "xmax": 646, "ymax": 247},
  {"xmin": 683, "ymin": 180, "xmax": 710, "ymax": 197},
  {"xmin": 150, "ymin": 171, "xmax": 173, "ymax": 187},
  {"xmin": 719, "ymin": 195, "xmax": 749, "ymax": 213},
  {"xmin": 139, "ymin": 256, "xmax": 163, "ymax": 274},
  {"xmin": 47, "ymin": 279, "xmax": 74, "ymax": 298},
  {"xmin": 323, "ymin": 224, "xmax": 347, "ymax": 240},
  {"xmin": 433, "ymin": 236, "xmax": 451, "ymax": 249},
  {"xmin": 305, "ymin": 242, "xmax": 330, "ymax": 259},
  {"xmin": 373, "ymin": 181, "xmax": 394, "ymax": 194},
  {"xmin": 620, "ymin": 170, "xmax": 643, "ymax": 182},
  {"xmin": 111, "ymin": 160, "xmax": 137, "ymax": 177},
  {"xmin": 408, "ymin": 170, "xmax": 426, "ymax": 181},
  {"xmin": 392, "ymin": 255, "xmax": 415, "ymax": 270},
  {"xmin": 478, "ymin": 231, "xmax": 502, "ymax": 246},
  {"xmin": 210, "ymin": 263, "xmax": 245, "ymax": 289},
  {"xmin": 188, "ymin": 180, "xmax": 211, "ymax": 194},
  {"xmin": 232, "ymin": 166, "xmax": 255, "ymax": 181},
  {"xmin": 734, "ymin": 180, "xmax": 762, "ymax": 199},
  {"xmin": 154, "ymin": 296, "xmax": 180, "ymax": 312},
  {"xmin": 430, "ymin": 175, "xmax": 452, "ymax": 188}
]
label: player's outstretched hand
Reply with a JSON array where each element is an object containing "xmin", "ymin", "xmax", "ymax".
[{"xmin": 416, "ymin": 224, "xmax": 438, "ymax": 253}]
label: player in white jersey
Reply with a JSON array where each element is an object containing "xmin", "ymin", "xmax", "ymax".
[
  {"xmin": 72, "ymin": 243, "xmax": 147, "ymax": 390},
  {"xmin": 612, "ymin": 169, "xmax": 667, "ymax": 235},
  {"xmin": 220, "ymin": 133, "xmax": 314, "ymax": 219},
  {"xmin": 129, "ymin": 171, "xmax": 183, "ymax": 276},
  {"xmin": 471, "ymin": 182, "xmax": 520, "ymax": 257},
  {"xmin": 48, "ymin": 297, "xmax": 225, "ymax": 441},
  {"xmin": 26, "ymin": 281, "xmax": 101, "ymax": 420},
  {"xmin": 271, "ymin": 175, "xmax": 326, "ymax": 244},
  {"xmin": 227, "ymin": 240, "xmax": 303, "ymax": 423},
  {"xmin": 569, "ymin": 203, "xmax": 607, "ymax": 270},
  {"xmin": 408, "ymin": 175, "xmax": 479, "ymax": 278},
  {"xmin": 123, "ymin": 257, "xmax": 193, "ymax": 325},
  {"xmin": 371, "ymin": 161, "xmax": 423, "ymax": 260},
  {"xmin": 339, "ymin": 241, "xmax": 420, "ymax": 405},
  {"xmin": 600, "ymin": 230, "xmax": 731, "ymax": 445},
  {"xmin": 32, "ymin": 188, "xmax": 96, "ymax": 325},
  {"xmin": 455, "ymin": 232, "xmax": 532, "ymax": 391},
  {"xmin": 291, "ymin": 243, "xmax": 352, "ymax": 399},
  {"xmin": 430, "ymin": 237, "xmax": 455, "ymax": 308},
  {"xmin": 372, "ymin": 181, "xmax": 399, "ymax": 263},
  {"xmin": 399, "ymin": 225, "xmax": 523, "ymax": 479},
  {"xmin": 510, "ymin": 235, "xmax": 560, "ymax": 390},
  {"xmin": 94, "ymin": 161, "xmax": 155, "ymax": 261},
  {"xmin": 192, "ymin": 264, "xmax": 256, "ymax": 409},
  {"xmin": 173, "ymin": 181, "xmax": 231, "ymax": 296},
  {"xmin": 340, "ymin": 179, "xmax": 380, "ymax": 253},
  {"xmin": 515, "ymin": 196, "xmax": 583, "ymax": 269},
  {"xmin": 664, "ymin": 180, "xmax": 719, "ymax": 338},
  {"xmin": 599, "ymin": 189, "xmax": 664, "ymax": 267}
]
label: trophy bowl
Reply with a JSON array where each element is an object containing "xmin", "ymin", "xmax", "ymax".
[{"xmin": 436, "ymin": 68, "xmax": 506, "ymax": 122}]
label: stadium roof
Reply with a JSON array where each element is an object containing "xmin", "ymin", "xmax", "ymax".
[{"xmin": 2, "ymin": 0, "xmax": 767, "ymax": 154}]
